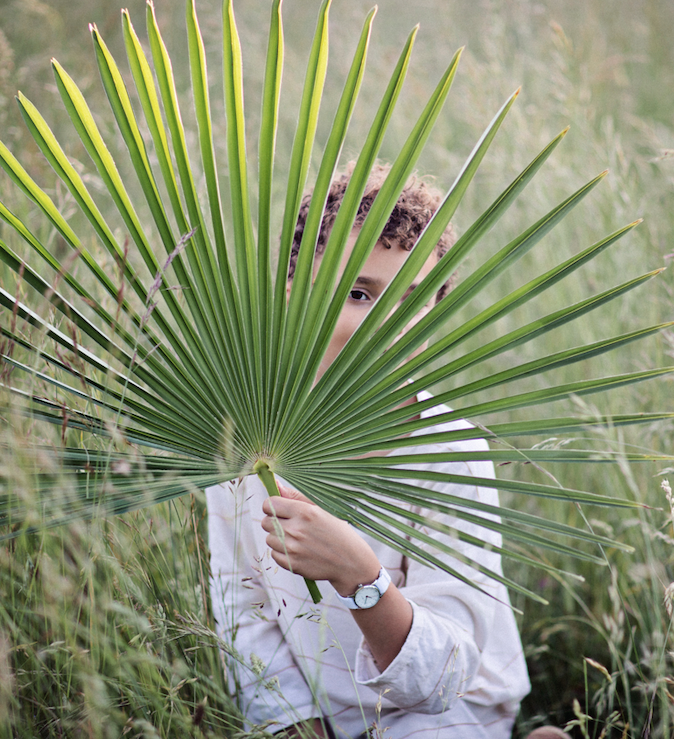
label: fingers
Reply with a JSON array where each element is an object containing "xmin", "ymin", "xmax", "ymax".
[
  {"xmin": 261, "ymin": 510, "xmax": 285, "ymax": 536},
  {"xmin": 268, "ymin": 545, "xmax": 291, "ymax": 571},
  {"xmin": 262, "ymin": 519, "xmax": 300, "ymax": 570},
  {"xmin": 259, "ymin": 488, "xmax": 355, "ymax": 581},
  {"xmin": 262, "ymin": 492, "xmax": 312, "ymax": 518},
  {"xmin": 265, "ymin": 532, "xmax": 286, "ymax": 557},
  {"xmin": 262, "ymin": 496, "xmax": 285, "ymax": 518},
  {"xmin": 261, "ymin": 498, "xmax": 319, "ymax": 567},
  {"xmin": 277, "ymin": 483, "xmax": 313, "ymax": 504}
]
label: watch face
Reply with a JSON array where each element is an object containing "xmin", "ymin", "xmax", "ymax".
[{"xmin": 354, "ymin": 584, "xmax": 381, "ymax": 609}]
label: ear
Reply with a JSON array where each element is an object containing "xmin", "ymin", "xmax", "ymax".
[{"xmin": 286, "ymin": 279, "xmax": 292, "ymax": 304}]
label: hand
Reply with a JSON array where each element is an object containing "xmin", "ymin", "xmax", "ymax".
[
  {"xmin": 262, "ymin": 484, "xmax": 414, "ymax": 673},
  {"xmin": 261, "ymin": 484, "xmax": 380, "ymax": 596}
]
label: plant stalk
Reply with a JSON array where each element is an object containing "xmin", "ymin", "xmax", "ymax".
[{"xmin": 253, "ymin": 459, "xmax": 323, "ymax": 603}]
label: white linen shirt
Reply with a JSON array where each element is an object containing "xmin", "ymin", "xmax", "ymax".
[{"xmin": 206, "ymin": 392, "xmax": 530, "ymax": 738}]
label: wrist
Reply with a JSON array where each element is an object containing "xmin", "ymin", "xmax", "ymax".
[
  {"xmin": 330, "ymin": 562, "xmax": 381, "ymax": 598},
  {"xmin": 334, "ymin": 566, "xmax": 392, "ymax": 610}
]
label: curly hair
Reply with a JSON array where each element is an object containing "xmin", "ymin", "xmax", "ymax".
[{"xmin": 289, "ymin": 163, "xmax": 457, "ymax": 301}]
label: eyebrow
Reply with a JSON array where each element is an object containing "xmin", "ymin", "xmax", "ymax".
[
  {"xmin": 354, "ymin": 275, "xmax": 420, "ymax": 292},
  {"xmin": 354, "ymin": 275, "xmax": 383, "ymax": 288}
]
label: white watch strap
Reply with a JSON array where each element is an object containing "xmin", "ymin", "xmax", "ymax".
[{"xmin": 335, "ymin": 567, "xmax": 392, "ymax": 610}]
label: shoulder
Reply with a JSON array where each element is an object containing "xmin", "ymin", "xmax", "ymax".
[
  {"xmin": 398, "ymin": 390, "xmax": 497, "ymax": 494},
  {"xmin": 413, "ymin": 389, "xmax": 490, "ymax": 454}
]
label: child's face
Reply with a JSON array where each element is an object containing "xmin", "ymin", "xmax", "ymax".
[{"xmin": 313, "ymin": 228, "xmax": 438, "ymax": 382}]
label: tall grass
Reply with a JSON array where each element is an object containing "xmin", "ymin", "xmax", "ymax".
[
  {"xmin": 0, "ymin": 424, "xmax": 248, "ymax": 736},
  {"xmin": 1, "ymin": 0, "xmax": 673, "ymax": 736}
]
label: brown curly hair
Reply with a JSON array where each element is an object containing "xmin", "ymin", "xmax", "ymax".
[{"xmin": 289, "ymin": 163, "xmax": 457, "ymax": 302}]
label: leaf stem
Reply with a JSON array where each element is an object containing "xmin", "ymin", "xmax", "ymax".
[{"xmin": 253, "ymin": 459, "xmax": 322, "ymax": 603}]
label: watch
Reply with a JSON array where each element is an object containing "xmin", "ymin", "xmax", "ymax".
[{"xmin": 335, "ymin": 567, "xmax": 392, "ymax": 610}]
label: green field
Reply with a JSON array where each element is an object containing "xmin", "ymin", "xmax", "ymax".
[{"xmin": 1, "ymin": 0, "xmax": 673, "ymax": 736}]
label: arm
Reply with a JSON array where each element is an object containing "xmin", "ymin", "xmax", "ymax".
[
  {"xmin": 261, "ymin": 457, "xmax": 528, "ymax": 716},
  {"xmin": 262, "ymin": 484, "xmax": 413, "ymax": 672},
  {"xmin": 353, "ymin": 454, "xmax": 530, "ymax": 716}
]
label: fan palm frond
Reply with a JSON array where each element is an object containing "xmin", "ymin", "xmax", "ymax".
[{"xmin": 1, "ymin": 0, "xmax": 672, "ymax": 604}]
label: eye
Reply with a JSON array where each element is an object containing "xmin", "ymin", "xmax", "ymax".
[{"xmin": 349, "ymin": 289, "xmax": 370, "ymax": 302}]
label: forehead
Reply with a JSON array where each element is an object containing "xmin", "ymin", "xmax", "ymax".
[{"xmin": 339, "ymin": 229, "xmax": 438, "ymax": 288}]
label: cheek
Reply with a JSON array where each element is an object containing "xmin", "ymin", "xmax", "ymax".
[
  {"xmin": 325, "ymin": 309, "xmax": 367, "ymax": 363},
  {"xmin": 336, "ymin": 307, "xmax": 366, "ymax": 343}
]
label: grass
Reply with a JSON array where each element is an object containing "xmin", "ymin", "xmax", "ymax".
[
  {"xmin": 0, "ymin": 426, "xmax": 246, "ymax": 736},
  {"xmin": 1, "ymin": 0, "xmax": 674, "ymax": 736}
]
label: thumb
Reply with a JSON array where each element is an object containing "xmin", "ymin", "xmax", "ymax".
[{"xmin": 277, "ymin": 483, "xmax": 314, "ymax": 505}]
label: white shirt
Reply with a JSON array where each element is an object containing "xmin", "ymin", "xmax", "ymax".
[{"xmin": 206, "ymin": 393, "xmax": 530, "ymax": 738}]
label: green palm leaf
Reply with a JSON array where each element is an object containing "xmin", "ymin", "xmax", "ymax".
[{"xmin": 0, "ymin": 0, "xmax": 671, "ymax": 606}]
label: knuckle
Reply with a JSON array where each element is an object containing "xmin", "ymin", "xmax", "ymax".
[
  {"xmin": 284, "ymin": 539, "xmax": 298, "ymax": 556},
  {"xmin": 299, "ymin": 506, "xmax": 315, "ymax": 524}
]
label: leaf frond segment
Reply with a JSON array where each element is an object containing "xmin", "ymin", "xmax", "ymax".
[{"xmin": 0, "ymin": 1, "xmax": 669, "ymax": 597}]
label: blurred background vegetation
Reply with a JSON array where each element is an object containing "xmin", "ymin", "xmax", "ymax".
[{"xmin": 0, "ymin": 0, "xmax": 673, "ymax": 736}]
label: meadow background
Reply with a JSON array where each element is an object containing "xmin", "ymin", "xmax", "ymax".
[{"xmin": 0, "ymin": 0, "xmax": 673, "ymax": 736}]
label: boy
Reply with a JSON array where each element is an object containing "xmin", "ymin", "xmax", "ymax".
[{"xmin": 206, "ymin": 165, "xmax": 531, "ymax": 738}]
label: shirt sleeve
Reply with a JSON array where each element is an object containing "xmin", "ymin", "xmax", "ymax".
[
  {"xmin": 206, "ymin": 482, "xmax": 321, "ymax": 732},
  {"xmin": 353, "ymin": 444, "xmax": 530, "ymax": 716}
]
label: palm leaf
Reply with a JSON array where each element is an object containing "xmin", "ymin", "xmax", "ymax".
[{"xmin": 0, "ymin": 0, "xmax": 672, "ymax": 605}]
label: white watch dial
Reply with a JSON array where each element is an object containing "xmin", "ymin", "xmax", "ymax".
[{"xmin": 354, "ymin": 584, "xmax": 381, "ymax": 609}]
